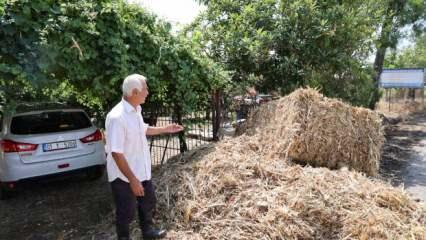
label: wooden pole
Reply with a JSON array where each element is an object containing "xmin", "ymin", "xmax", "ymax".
[{"xmin": 387, "ymin": 88, "xmax": 390, "ymax": 112}]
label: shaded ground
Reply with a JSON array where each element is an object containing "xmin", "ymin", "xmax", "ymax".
[
  {"xmin": 0, "ymin": 172, "xmax": 114, "ymax": 240},
  {"xmin": 380, "ymin": 111, "xmax": 426, "ymax": 201}
]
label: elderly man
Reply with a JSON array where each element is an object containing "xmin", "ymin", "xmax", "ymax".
[{"xmin": 106, "ymin": 74, "xmax": 183, "ymax": 240}]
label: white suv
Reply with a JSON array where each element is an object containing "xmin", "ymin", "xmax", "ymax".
[{"xmin": 0, "ymin": 103, "xmax": 106, "ymax": 199}]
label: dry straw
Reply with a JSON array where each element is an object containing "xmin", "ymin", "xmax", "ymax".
[
  {"xmin": 244, "ymin": 88, "xmax": 385, "ymax": 176},
  {"xmin": 151, "ymin": 88, "xmax": 425, "ymax": 240}
]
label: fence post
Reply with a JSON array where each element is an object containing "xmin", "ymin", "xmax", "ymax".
[
  {"xmin": 212, "ymin": 90, "xmax": 221, "ymax": 141},
  {"xmin": 174, "ymin": 105, "xmax": 188, "ymax": 153}
]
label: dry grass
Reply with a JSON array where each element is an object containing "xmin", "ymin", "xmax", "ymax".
[
  {"xmin": 376, "ymin": 100, "xmax": 424, "ymax": 120},
  {"xmin": 155, "ymin": 138, "xmax": 425, "ymax": 240}
]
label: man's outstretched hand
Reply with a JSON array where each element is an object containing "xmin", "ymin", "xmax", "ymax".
[{"xmin": 164, "ymin": 123, "xmax": 184, "ymax": 133}]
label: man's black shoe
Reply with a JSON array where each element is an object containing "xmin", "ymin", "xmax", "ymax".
[{"xmin": 142, "ymin": 228, "xmax": 167, "ymax": 239}]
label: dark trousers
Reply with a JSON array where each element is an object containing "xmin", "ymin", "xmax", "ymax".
[{"xmin": 111, "ymin": 178, "xmax": 157, "ymax": 239}]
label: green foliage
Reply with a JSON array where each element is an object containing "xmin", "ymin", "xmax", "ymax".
[
  {"xmin": 370, "ymin": 0, "xmax": 425, "ymax": 108},
  {"xmin": 308, "ymin": 63, "xmax": 378, "ymax": 107},
  {"xmin": 0, "ymin": 0, "xmax": 229, "ymax": 120},
  {"xmin": 192, "ymin": 0, "xmax": 386, "ymax": 107},
  {"xmin": 384, "ymin": 33, "xmax": 426, "ymax": 68},
  {"xmin": 0, "ymin": 0, "xmax": 4, "ymax": 16}
]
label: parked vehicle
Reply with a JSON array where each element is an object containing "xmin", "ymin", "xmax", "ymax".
[{"xmin": 0, "ymin": 103, "xmax": 106, "ymax": 199}]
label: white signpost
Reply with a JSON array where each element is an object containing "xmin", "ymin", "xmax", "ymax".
[
  {"xmin": 380, "ymin": 68, "xmax": 425, "ymax": 88},
  {"xmin": 379, "ymin": 68, "xmax": 425, "ymax": 111}
]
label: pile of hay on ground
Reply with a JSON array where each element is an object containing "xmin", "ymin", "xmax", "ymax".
[
  {"xmin": 154, "ymin": 137, "xmax": 425, "ymax": 240},
  {"xmin": 146, "ymin": 89, "xmax": 424, "ymax": 240},
  {"xmin": 243, "ymin": 88, "xmax": 384, "ymax": 176}
]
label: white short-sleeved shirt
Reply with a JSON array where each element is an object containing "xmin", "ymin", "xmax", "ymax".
[{"xmin": 105, "ymin": 99, "xmax": 151, "ymax": 182}]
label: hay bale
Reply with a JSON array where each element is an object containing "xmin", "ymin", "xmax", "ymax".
[{"xmin": 245, "ymin": 88, "xmax": 384, "ymax": 176}]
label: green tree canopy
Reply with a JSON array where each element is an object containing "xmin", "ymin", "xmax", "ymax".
[
  {"xmin": 0, "ymin": 0, "xmax": 229, "ymax": 117},
  {"xmin": 368, "ymin": 0, "xmax": 425, "ymax": 107},
  {"xmin": 384, "ymin": 33, "xmax": 426, "ymax": 68},
  {"xmin": 190, "ymin": 0, "xmax": 388, "ymax": 107}
]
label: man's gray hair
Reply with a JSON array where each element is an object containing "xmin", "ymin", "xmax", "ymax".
[{"xmin": 122, "ymin": 74, "xmax": 147, "ymax": 97}]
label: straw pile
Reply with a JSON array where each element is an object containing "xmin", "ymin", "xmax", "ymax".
[
  {"xmin": 154, "ymin": 138, "xmax": 425, "ymax": 240},
  {"xmin": 149, "ymin": 89, "xmax": 424, "ymax": 240},
  {"xmin": 242, "ymin": 88, "xmax": 384, "ymax": 176}
]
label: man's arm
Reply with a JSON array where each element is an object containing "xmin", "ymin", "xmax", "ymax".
[
  {"xmin": 146, "ymin": 124, "xmax": 184, "ymax": 136},
  {"xmin": 111, "ymin": 152, "xmax": 144, "ymax": 196},
  {"xmin": 145, "ymin": 126, "xmax": 166, "ymax": 136}
]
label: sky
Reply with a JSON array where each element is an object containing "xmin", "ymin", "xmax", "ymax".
[{"xmin": 128, "ymin": 0, "xmax": 205, "ymax": 28}]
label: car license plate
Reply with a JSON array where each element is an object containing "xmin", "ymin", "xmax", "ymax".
[{"xmin": 43, "ymin": 140, "xmax": 77, "ymax": 152}]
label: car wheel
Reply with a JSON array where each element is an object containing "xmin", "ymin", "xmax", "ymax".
[{"xmin": 86, "ymin": 165, "xmax": 105, "ymax": 181}]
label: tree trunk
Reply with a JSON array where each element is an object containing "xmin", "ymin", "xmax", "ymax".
[
  {"xmin": 373, "ymin": 46, "xmax": 387, "ymax": 85},
  {"xmin": 369, "ymin": 7, "xmax": 394, "ymax": 109},
  {"xmin": 369, "ymin": 0, "xmax": 407, "ymax": 109}
]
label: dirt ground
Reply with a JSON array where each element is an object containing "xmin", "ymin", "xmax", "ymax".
[
  {"xmin": 1, "ymin": 111, "xmax": 425, "ymax": 240},
  {"xmin": 380, "ymin": 111, "xmax": 426, "ymax": 201},
  {"xmin": 0, "ymin": 172, "xmax": 114, "ymax": 240}
]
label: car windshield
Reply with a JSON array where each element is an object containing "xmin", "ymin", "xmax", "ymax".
[{"xmin": 10, "ymin": 111, "xmax": 92, "ymax": 134}]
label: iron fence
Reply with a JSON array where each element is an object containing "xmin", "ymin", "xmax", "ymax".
[
  {"xmin": 143, "ymin": 91, "xmax": 268, "ymax": 166},
  {"xmin": 142, "ymin": 103, "xmax": 216, "ymax": 166}
]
